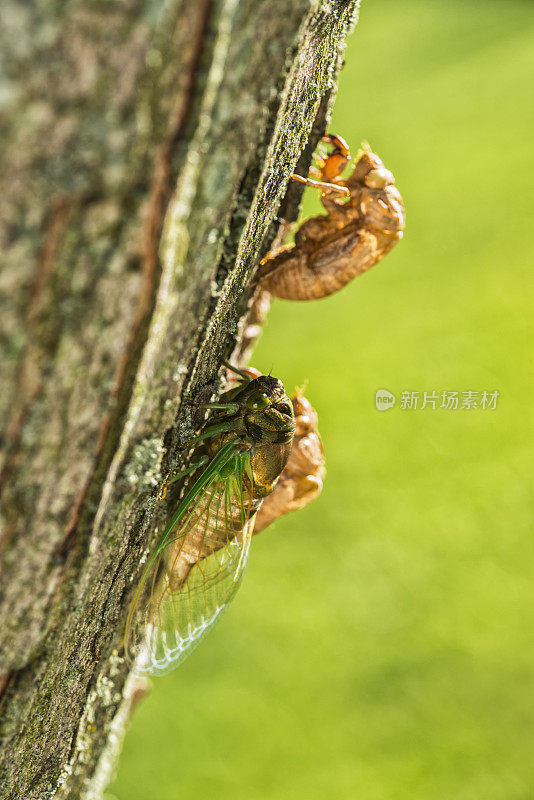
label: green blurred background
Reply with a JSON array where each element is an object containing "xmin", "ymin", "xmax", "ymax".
[{"xmin": 111, "ymin": 1, "xmax": 533, "ymax": 798}]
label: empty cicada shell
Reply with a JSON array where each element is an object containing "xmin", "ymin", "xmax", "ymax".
[{"xmin": 256, "ymin": 136, "xmax": 405, "ymax": 300}]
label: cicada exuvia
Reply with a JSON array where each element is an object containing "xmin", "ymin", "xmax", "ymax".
[
  {"xmin": 124, "ymin": 367, "xmax": 296, "ymax": 675},
  {"xmin": 256, "ymin": 135, "xmax": 405, "ymax": 300}
]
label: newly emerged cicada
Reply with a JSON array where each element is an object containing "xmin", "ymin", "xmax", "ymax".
[
  {"xmin": 256, "ymin": 135, "xmax": 405, "ymax": 300},
  {"xmin": 125, "ymin": 367, "xmax": 296, "ymax": 675}
]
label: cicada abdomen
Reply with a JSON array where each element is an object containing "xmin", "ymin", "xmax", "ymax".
[{"xmin": 125, "ymin": 373, "xmax": 295, "ymax": 675}]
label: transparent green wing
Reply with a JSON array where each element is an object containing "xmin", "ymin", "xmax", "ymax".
[{"xmin": 125, "ymin": 442, "xmax": 255, "ymax": 675}]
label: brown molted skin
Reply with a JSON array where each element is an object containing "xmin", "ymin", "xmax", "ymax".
[{"xmin": 257, "ymin": 144, "xmax": 405, "ymax": 300}]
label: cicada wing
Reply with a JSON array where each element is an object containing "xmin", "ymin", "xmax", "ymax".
[{"xmin": 125, "ymin": 453, "xmax": 254, "ymax": 675}]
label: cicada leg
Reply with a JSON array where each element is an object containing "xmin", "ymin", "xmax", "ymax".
[
  {"xmin": 158, "ymin": 456, "xmax": 210, "ymax": 501},
  {"xmin": 157, "ymin": 422, "xmax": 234, "ymax": 501},
  {"xmin": 290, "ymin": 133, "xmax": 352, "ymax": 197},
  {"xmin": 290, "ymin": 172, "xmax": 349, "ymax": 197},
  {"xmin": 185, "ymin": 421, "xmax": 233, "ymax": 446},
  {"xmin": 222, "ymin": 360, "xmax": 256, "ymax": 382},
  {"xmin": 188, "ymin": 401, "xmax": 240, "ymax": 416},
  {"xmin": 291, "ymin": 133, "xmax": 351, "ymax": 195}
]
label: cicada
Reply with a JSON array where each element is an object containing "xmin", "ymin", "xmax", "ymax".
[
  {"xmin": 124, "ymin": 367, "xmax": 296, "ymax": 675},
  {"xmin": 256, "ymin": 135, "xmax": 405, "ymax": 300}
]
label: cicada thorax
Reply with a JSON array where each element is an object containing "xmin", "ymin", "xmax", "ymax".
[
  {"xmin": 257, "ymin": 143, "xmax": 405, "ymax": 301},
  {"xmin": 254, "ymin": 391, "xmax": 326, "ymax": 534}
]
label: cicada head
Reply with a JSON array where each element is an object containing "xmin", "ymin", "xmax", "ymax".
[
  {"xmin": 347, "ymin": 144, "xmax": 395, "ymax": 190},
  {"xmin": 236, "ymin": 375, "xmax": 295, "ymax": 445},
  {"xmin": 344, "ymin": 144, "xmax": 405, "ymax": 238}
]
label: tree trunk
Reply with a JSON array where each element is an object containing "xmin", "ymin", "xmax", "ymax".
[{"xmin": 0, "ymin": 1, "xmax": 359, "ymax": 797}]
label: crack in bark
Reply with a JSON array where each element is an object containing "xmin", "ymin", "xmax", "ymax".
[{"xmin": 0, "ymin": 198, "xmax": 73, "ymax": 498}]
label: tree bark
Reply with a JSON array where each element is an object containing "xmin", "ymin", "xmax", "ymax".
[{"xmin": 0, "ymin": 1, "xmax": 359, "ymax": 797}]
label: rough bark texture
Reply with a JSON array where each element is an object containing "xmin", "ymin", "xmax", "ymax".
[{"xmin": 0, "ymin": 1, "xmax": 360, "ymax": 797}]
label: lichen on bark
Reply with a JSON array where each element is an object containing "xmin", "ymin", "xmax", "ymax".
[{"xmin": 0, "ymin": 1, "xmax": 360, "ymax": 797}]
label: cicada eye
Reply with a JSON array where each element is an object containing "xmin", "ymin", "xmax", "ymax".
[{"xmin": 246, "ymin": 392, "xmax": 270, "ymax": 411}]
